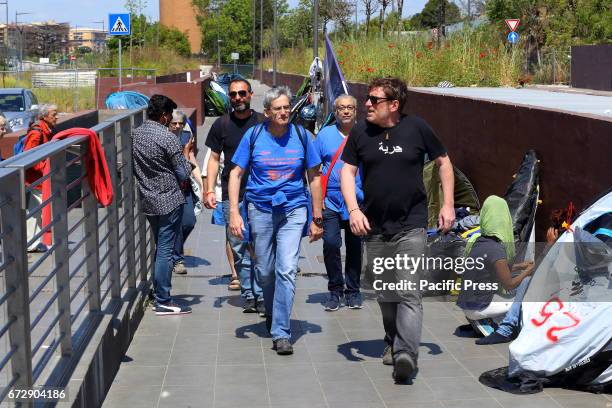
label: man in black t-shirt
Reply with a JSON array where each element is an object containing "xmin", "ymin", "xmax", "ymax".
[
  {"xmin": 341, "ymin": 77, "xmax": 455, "ymax": 383},
  {"xmin": 205, "ymin": 78, "xmax": 266, "ymax": 313}
]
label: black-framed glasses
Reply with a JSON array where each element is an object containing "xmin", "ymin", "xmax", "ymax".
[
  {"xmin": 366, "ymin": 95, "xmax": 393, "ymax": 105},
  {"xmin": 229, "ymin": 90, "xmax": 248, "ymax": 98}
]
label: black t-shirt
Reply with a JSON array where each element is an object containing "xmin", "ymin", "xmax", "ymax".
[
  {"xmin": 341, "ymin": 115, "xmax": 447, "ymax": 235},
  {"xmin": 205, "ymin": 111, "xmax": 265, "ymax": 201},
  {"xmin": 456, "ymin": 236, "xmax": 507, "ymax": 310}
]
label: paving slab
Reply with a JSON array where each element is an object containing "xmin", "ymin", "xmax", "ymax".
[{"xmin": 102, "ymin": 80, "xmax": 606, "ymax": 408}]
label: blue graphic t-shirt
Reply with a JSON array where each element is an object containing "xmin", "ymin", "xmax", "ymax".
[
  {"xmin": 314, "ymin": 125, "xmax": 363, "ymax": 219},
  {"xmin": 232, "ymin": 123, "xmax": 321, "ymax": 213}
]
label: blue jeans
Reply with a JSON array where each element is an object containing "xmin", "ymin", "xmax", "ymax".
[
  {"xmin": 496, "ymin": 276, "xmax": 532, "ymax": 337},
  {"xmin": 322, "ymin": 208, "xmax": 362, "ymax": 296},
  {"xmin": 147, "ymin": 204, "xmax": 184, "ymax": 304},
  {"xmin": 172, "ymin": 192, "xmax": 197, "ymax": 265},
  {"xmin": 249, "ymin": 204, "xmax": 307, "ymax": 340},
  {"xmin": 223, "ymin": 200, "xmax": 262, "ymax": 300}
]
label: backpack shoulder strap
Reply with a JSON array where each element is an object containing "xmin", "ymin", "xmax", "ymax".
[
  {"xmin": 292, "ymin": 123, "xmax": 308, "ymax": 151},
  {"xmin": 248, "ymin": 122, "xmax": 266, "ymax": 155}
]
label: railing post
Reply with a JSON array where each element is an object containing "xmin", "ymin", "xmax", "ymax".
[
  {"xmin": 0, "ymin": 168, "xmax": 33, "ymax": 393},
  {"xmin": 49, "ymin": 150, "xmax": 73, "ymax": 356},
  {"xmin": 100, "ymin": 125, "xmax": 122, "ymax": 299},
  {"xmin": 81, "ymin": 142, "xmax": 101, "ymax": 312},
  {"xmin": 118, "ymin": 118, "xmax": 136, "ymax": 289}
]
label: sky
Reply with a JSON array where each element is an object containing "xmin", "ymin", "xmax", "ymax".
[{"xmin": 18, "ymin": 0, "xmax": 431, "ymax": 28}]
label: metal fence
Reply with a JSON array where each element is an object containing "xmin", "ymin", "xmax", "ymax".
[{"xmin": 0, "ymin": 108, "xmax": 154, "ymax": 404}]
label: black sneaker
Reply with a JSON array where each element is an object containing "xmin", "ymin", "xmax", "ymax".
[
  {"xmin": 392, "ymin": 352, "xmax": 416, "ymax": 383},
  {"xmin": 475, "ymin": 331, "xmax": 513, "ymax": 345},
  {"xmin": 256, "ymin": 300, "xmax": 266, "ymax": 317},
  {"xmin": 324, "ymin": 293, "xmax": 342, "ymax": 311},
  {"xmin": 243, "ymin": 298, "xmax": 257, "ymax": 313},
  {"xmin": 382, "ymin": 345, "xmax": 393, "ymax": 366},
  {"xmin": 346, "ymin": 293, "xmax": 363, "ymax": 309},
  {"xmin": 153, "ymin": 301, "xmax": 192, "ymax": 316},
  {"xmin": 273, "ymin": 338, "xmax": 293, "ymax": 355}
]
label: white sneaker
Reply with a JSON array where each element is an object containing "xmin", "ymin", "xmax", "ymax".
[{"xmin": 153, "ymin": 301, "xmax": 192, "ymax": 316}]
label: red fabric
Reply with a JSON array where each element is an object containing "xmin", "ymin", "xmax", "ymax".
[
  {"xmin": 24, "ymin": 120, "xmax": 54, "ymax": 189},
  {"xmin": 40, "ymin": 128, "xmax": 114, "ymax": 245},
  {"xmin": 320, "ymin": 137, "xmax": 348, "ymax": 200}
]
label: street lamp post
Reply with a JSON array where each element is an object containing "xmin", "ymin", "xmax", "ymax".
[
  {"xmin": 90, "ymin": 20, "xmax": 106, "ymax": 54},
  {"xmin": 15, "ymin": 11, "xmax": 32, "ymax": 72},
  {"xmin": 252, "ymin": 0, "xmax": 256, "ymax": 78},
  {"xmin": 259, "ymin": 0, "xmax": 263, "ymax": 81},
  {"xmin": 313, "ymin": 0, "xmax": 318, "ymax": 59},
  {"xmin": 0, "ymin": 1, "xmax": 8, "ymax": 71},
  {"xmin": 272, "ymin": 0, "xmax": 277, "ymax": 87}
]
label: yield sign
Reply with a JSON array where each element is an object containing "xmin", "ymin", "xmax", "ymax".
[{"xmin": 505, "ymin": 19, "xmax": 520, "ymax": 31}]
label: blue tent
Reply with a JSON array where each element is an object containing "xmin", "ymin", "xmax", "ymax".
[{"xmin": 105, "ymin": 91, "xmax": 150, "ymax": 109}]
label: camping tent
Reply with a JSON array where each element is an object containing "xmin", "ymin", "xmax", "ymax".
[
  {"xmin": 423, "ymin": 161, "xmax": 480, "ymax": 229},
  {"xmin": 507, "ymin": 190, "xmax": 612, "ymax": 391}
]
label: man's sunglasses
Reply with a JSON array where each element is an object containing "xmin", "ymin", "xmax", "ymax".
[
  {"xmin": 366, "ymin": 95, "xmax": 393, "ymax": 105},
  {"xmin": 229, "ymin": 90, "xmax": 249, "ymax": 98}
]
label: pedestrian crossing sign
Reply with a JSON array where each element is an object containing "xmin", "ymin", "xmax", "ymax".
[{"xmin": 109, "ymin": 13, "xmax": 131, "ymax": 36}]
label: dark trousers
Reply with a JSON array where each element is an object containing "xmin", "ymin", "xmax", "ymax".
[
  {"xmin": 322, "ymin": 208, "xmax": 362, "ymax": 296},
  {"xmin": 365, "ymin": 228, "xmax": 426, "ymax": 362},
  {"xmin": 172, "ymin": 192, "xmax": 196, "ymax": 265},
  {"xmin": 147, "ymin": 204, "xmax": 184, "ymax": 304}
]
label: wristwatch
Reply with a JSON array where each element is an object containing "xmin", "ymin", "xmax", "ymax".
[{"xmin": 313, "ymin": 217, "xmax": 323, "ymax": 228}]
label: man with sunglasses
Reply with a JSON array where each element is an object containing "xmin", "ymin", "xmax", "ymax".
[
  {"xmin": 314, "ymin": 94, "xmax": 364, "ymax": 312},
  {"xmin": 341, "ymin": 77, "xmax": 455, "ymax": 383},
  {"xmin": 205, "ymin": 78, "xmax": 265, "ymax": 314}
]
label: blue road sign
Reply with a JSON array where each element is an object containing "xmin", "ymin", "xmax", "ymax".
[
  {"xmin": 109, "ymin": 14, "xmax": 131, "ymax": 36},
  {"xmin": 507, "ymin": 31, "xmax": 519, "ymax": 44}
]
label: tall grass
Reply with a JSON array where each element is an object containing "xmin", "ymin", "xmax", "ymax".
[
  {"xmin": 104, "ymin": 47, "xmax": 201, "ymax": 76},
  {"xmin": 0, "ymin": 47, "xmax": 202, "ymax": 113},
  {"xmin": 264, "ymin": 29, "xmax": 525, "ymax": 87}
]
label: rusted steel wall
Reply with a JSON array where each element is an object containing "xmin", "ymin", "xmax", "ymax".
[
  {"xmin": 571, "ymin": 45, "xmax": 612, "ymax": 91},
  {"xmin": 255, "ymin": 69, "xmax": 612, "ymax": 240}
]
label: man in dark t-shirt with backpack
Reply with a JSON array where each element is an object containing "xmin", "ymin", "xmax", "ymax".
[
  {"xmin": 204, "ymin": 78, "xmax": 266, "ymax": 314},
  {"xmin": 341, "ymin": 77, "xmax": 456, "ymax": 383}
]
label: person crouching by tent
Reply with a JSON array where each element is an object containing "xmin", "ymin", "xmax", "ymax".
[
  {"xmin": 228, "ymin": 86, "xmax": 323, "ymax": 356},
  {"xmin": 313, "ymin": 94, "xmax": 364, "ymax": 311},
  {"xmin": 474, "ymin": 217, "xmax": 566, "ymax": 345},
  {"xmin": 168, "ymin": 109, "xmax": 203, "ymax": 275},
  {"xmin": 457, "ymin": 195, "xmax": 534, "ymax": 342}
]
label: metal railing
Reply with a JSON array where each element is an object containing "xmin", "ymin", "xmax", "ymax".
[{"xmin": 0, "ymin": 107, "xmax": 154, "ymax": 404}]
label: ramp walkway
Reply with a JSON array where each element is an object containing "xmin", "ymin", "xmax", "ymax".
[{"xmin": 103, "ymin": 81, "xmax": 609, "ymax": 408}]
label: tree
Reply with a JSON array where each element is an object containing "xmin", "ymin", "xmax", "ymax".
[
  {"xmin": 378, "ymin": 0, "xmax": 390, "ymax": 37},
  {"xmin": 410, "ymin": 0, "xmax": 461, "ymax": 29},
  {"xmin": 362, "ymin": 0, "xmax": 379, "ymax": 36},
  {"xmin": 319, "ymin": 0, "xmax": 354, "ymax": 35},
  {"xmin": 125, "ymin": 0, "xmax": 149, "ymax": 62},
  {"xmin": 395, "ymin": 0, "xmax": 404, "ymax": 35},
  {"xmin": 486, "ymin": 0, "xmax": 611, "ymax": 73},
  {"xmin": 107, "ymin": 17, "xmax": 191, "ymax": 57}
]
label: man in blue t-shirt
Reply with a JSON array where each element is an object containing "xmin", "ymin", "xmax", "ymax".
[
  {"xmin": 228, "ymin": 86, "xmax": 323, "ymax": 356},
  {"xmin": 314, "ymin": 94, "xmax": 364, "ymax": 312}
]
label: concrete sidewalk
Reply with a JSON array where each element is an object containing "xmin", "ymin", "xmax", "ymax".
[{"xmin": 102, "ymin": 80, "xmax": 609, "ymax": 408}]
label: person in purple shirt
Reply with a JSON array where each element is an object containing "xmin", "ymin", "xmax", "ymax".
[
  {"xmin": 314, "ymin": 94, "xmax": 364, "ymax": 312},
  {"xmin": 228, "ymin": 86, "xmax": 323, "ymax": 356}
]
